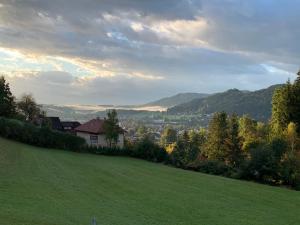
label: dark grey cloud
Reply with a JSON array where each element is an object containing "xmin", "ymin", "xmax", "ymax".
[{"xmin": 0, "ymin": 0, "xmax": 299, "ymax": 104}]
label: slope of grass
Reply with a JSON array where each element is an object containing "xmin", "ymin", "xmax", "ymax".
[{"xmin": 0, "ymin": 137, "xmax": 300, "ymax": 225}]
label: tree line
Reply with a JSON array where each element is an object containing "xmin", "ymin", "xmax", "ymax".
[{"xmin": 159, "ymin": 71, "xmax": 300, "ymax": 190}]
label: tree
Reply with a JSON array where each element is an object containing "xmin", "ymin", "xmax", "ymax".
[
  {"xmin": 0, "ymin": 76, "xmax": 16, "ymax": 118},
  {"xmin": 204, "ymin": 112, "xmax": 228, "ymax": 161},
  {"xmin": 17, "ymin": 94, "xmax": 41, "ymax": 122},
  {"xmin": 271, "ymin": 72, "xmax": 300, "ymax": 134},
  {"xmin": 160, "ymin": 126, "xmax": 177, "ymax": 147},
  {"xmin": 290, "ymin": 71, "xmax": 300, "ymax": 132},
  {"xmin": 271, "ymin": 81, "xmax": 293, "ymax": 136},
  {"xmin": 103, "ymin": 109, "xmax": 120, "ymax": 148},
  {"xmin": 136, "ymin": 125, "xmax": 147, "ymax": 139},
  {"xmin": 239, "ymin": 115, "xmax": 259, "ymax": 151},
  {"xmin": 285, "ymin": 122, "xmax": 298, "ymax": 153},
  {"xmin": 169, "ymin": 131, "xmax": 190, "ymax": 167},
  {"xmin": 225, "ymin": 114, "xmax": 243, "ymax": 167}
]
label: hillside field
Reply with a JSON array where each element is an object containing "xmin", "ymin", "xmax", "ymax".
[{"xmin": 0, "ymin": 137, "xmax": 300, "ymax": 225}]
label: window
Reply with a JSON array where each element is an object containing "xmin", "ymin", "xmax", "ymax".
[{"xmin": 90, "ymin": 135, "xmax": 98, "ymax": 144}]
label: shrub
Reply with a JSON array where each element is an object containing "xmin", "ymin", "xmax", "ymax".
[
  {"xmin": 86, "ymin": 145, "xmax": 131, "ymax": 156},
  {"xmin": 0, "ymin": 117, "xmax": 85, "ymax": 151},
  {"xmin": 131, "ymin": 137, "xmax": 167, "ymax": 162},
  {"xmin": 188, "ymin": 160, "xmax": 232, "ymax": 176}
]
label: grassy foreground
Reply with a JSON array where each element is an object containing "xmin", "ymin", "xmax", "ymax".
[{"xmin": 0, "ymin": 137, "xmax": 300, "ymax": 225}]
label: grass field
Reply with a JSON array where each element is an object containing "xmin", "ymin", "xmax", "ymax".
[{"xmin": 1, "ymin": 137, "xmax": 300, "ymax": 225}]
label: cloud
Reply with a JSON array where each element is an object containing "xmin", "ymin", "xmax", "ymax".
[{"xmin": 0, "ymin": 0, "xmax": 299, "ymax": 104}]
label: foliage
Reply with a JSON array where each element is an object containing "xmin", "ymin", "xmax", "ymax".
[
  {"xmin": 204, "ymin": 112, "xmax": 228, "ymax": 161},
  {"xmin": 285, "ymin": 122, "xmax": 298, "ymax": 153},
  {"xmin": 0, "ymin": 76, "xmax": 17, "ymax": 118},
  {"xmin": 188, "ymin": 160, "xmax": 232, "ymax": 176},
  {"xmin": 160, "ymin": 126, "xmax": 177, "ymax": 146},
  {"xmin": 169, "ymin": 130, "xmax": 205, "ymax": 168},
  {"xmin": 225, "ymin": 114, "xmax": 244, "ymax": 167},
  {"xmin": 103, "ymin": 109, "xmax": 120, "ymax": 148},
  {"xmin": 271, "ymin": 81, "xmax": 293, "ymax": 136},
  {"xmin": 131, "ymin": 136, "xmax": 167, "ymax": 162},
  {"xmin": 17, "ymin": 94, "xmax": 42, "ymax": 122},
  {"xmin": 0, "ymin": 117, "xmax": 85, "ymax": 151},
  {"xmin": 242, "ymin": 138, "xmax": 287, "ymax": 185}
]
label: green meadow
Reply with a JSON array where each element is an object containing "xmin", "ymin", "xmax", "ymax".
[{"xmin": 1, "ymin": 137, "xmax": 300, "ymax": 225}]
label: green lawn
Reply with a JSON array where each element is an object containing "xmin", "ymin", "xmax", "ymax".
[{"xmin": 1, "ymin": 137, "xmax": 300, "ymax": 225}]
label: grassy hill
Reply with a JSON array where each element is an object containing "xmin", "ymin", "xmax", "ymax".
[
  {"xmin": 168, "ymin": 85, "xmax": 282, "ymax": 121},
  {"xmin": 1, "ymin": 137, "xmax": 300, "ymax": 225}
]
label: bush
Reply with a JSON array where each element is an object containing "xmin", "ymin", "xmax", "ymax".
[
  {"xmin": 188, "ymin": 160, "xmax": 232, "ymax": 176},
  {"xmin": 280, "ymin": 153, "xmax": 300, "ymax": 190},
  {"xmin": 0, "ymin": 117, "xmax": 85, "ymax": 151},
  {"xmin": 131, "ymin": 137, "xmax": 167, "ymax": 162},
  {"xmin": 86, "ymin": 145, "xmax": 131, "ymax": 156}
]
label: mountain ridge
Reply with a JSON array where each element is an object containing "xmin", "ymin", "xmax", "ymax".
[
  {"xmin": 167, "ymin": 84, "xmax": 283, "ymax": 121},
  {"xmin": 143, "ymin": 92, "xmax": 209, "ymax": 108}
]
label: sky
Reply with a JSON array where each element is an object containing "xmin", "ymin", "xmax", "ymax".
[{"xmin": 0, "ymin": 0, "xmax": 299, "ymax": 105}]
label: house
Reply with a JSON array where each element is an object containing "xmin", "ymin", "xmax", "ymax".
[
  {"xmin": 61, "ymin": 121, "xmax": 81, "ymax": 134},
  {"xmin": 46, "ymin": 117, "xmax": 64, "ymax": 131},
  {"xmin": 75, "ymin": 118, "xmax": 124, "ymax": 148}
]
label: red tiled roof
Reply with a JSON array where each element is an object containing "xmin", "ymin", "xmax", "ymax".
[
  {"xmin": 75, "ymin": 118, "xmax": 106, "ymax": 134},
  {"xmin": 75, "ymin": 118, "xmax": 123, "ymax": 134}
]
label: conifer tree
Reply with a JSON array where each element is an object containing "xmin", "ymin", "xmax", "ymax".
[
  {"xmin": 0, "ymin": 76, "xmax": 16, "ymax": 118},
  {"xmin": 103, "ymin": 109, "xmax": 120, "ymax": 148},
  {"xmin": 204, "ymin": 112, "xmax": 228, "ymax": 161},
  {"xmin": 225, "ymin": 114, "xmax": 243, "ymax": 167}
]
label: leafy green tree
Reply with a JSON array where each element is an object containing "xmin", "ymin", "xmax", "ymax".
[
  {"xmin": 271, "ymin": 81, "xmax": 293, "ymax": 136},
  {"xmin": 17, "ymin": 94, "xmax": 41, "ymax": 122},
  {"xmin": 136, "ymin": 125, "xmax": 147, "ymax": 139},
  {"xmin": 170, "ymin": 131, "xmax": 190, "ymax": 167},
  {"xmin": 225, "ymin": 114, "xmax": 243, "ymax": 167},
  {"xmin": 204, "ymin": 112, "xmax": 228, "ymax": 161},
  {"xmin": 160, "ymin": 126, "xmax": 177, "ymax": 146},
  {"xmin": 285, "ymin": 122, "xmax": 298, "ymax": 153},
  {"xmin": 289, "ymin": 71, "xmax": 300, "ymax": 132},
  {"xmin": 188, "ymin": 129, "xmax": 206, "ymax": 161},
  {"xmin": 0, "ymin": 76, "xmax": 16, "ymax": 118},
  {"xmin": 103, "ymin": 109, "xmax": 120, "ymax": 148}
]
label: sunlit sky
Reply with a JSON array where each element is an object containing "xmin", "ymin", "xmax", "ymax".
[{"xmin": 0, "ymin": 0, "xmax": 299, "ymax": 104}]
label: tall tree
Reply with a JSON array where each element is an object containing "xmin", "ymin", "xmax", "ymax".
[
  {"xmin": 170, "ymin": 130, "xmax": 190, "ymax": 167},
  {"xmin": 204, "ymin": 112, "xmax": 228, "ymax": 161},
  {"xmin": 271, "ymin": 81, "xmax": 293, "ymax": 136},
  {"xmin": 17, "ymin": 94, "xmax": 41, "ymax": 122},
  {"xmin": 225, "ymin": 114, "xmax": 243, "ymax": 167},
  {"xmin": 160, "ymin": 126, "xmax": 177, "ymax": 146},
  {"xmin": 290, "ymin": 71, "xmax": 300, "ymax": 132},
  {"xmin": 285, "ymin": 122, "xmax": 298, "ymax": 153},
  {"xmin": 103, "ymin": 109, "xmax": 120, "ymax": 148},
  {"xmin": 0, "ymin": 76, "xmax": 16, "ymax": 118}
]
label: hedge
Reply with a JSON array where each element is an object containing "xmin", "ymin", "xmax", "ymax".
[{"xmin": 0, "ymin": 117, "xmax": 85, "ymax": 151}]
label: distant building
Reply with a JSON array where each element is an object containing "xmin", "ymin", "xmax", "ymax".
[
  {"xmin": 75, "ymin": 118, "xmax": 124, "ymax": 148},
  {"xmin": 61, "ymin": 121, "xmax": 81, "ymax": 134},
  {"xmin": 46, "ymin": 117, "xmax": 64, "ymax": 131}
]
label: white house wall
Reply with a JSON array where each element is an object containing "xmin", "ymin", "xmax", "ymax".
[{"xmin": 76, "ymin": 132, "xmax": 124, "ymax": 148}]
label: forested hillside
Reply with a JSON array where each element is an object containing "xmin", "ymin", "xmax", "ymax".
[
  {"xmin": 144, "ymin": 93, "xmax": 209, "ymax": 108},
  {"xmin": 168, "ymin": 85, "xmax": 282, "ymax": 121}
]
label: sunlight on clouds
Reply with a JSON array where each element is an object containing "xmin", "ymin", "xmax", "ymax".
[
  {"xmin": 0, "ymin": 47, "xmax": 163, "ymax": 81},
  {"xmin": 131, "ymin": 22, "xmax": 144, "ymax": 32},
  {"xmin": 150, "ymin": 17, "xmax": 208, "ymax": 47}
]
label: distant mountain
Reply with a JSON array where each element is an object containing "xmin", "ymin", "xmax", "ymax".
[
  {"xmin": 168, "ymin": 85, "xmax": 283, "ymax": 121},
  {"xmin": 144, "ymin": 93, "xmax": 209, "ymax": 108}
]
